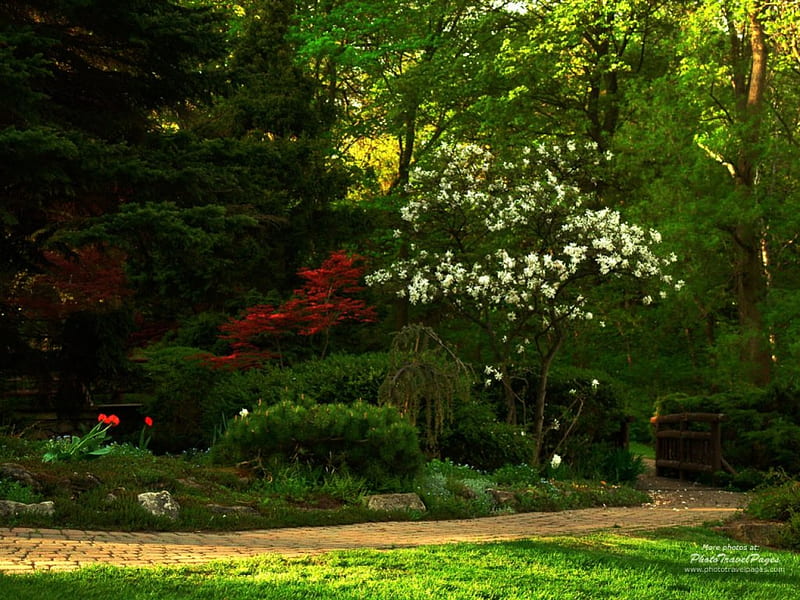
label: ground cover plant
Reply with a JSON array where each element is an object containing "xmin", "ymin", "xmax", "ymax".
[
  {"xmin": 0, "ymin": 436, "xmax": 648, "ymax": 532},
  {"xmin": 0, "ymin": 528, "xmax": 796, "ymax": 599}
]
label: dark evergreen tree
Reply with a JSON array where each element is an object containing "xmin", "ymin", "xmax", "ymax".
[{"xmin": 0, "ymin": 1, "xmax": 347, "ymax": 412}]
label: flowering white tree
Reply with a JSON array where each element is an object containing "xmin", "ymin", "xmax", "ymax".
[{"xmin": 368, "ymin": 142, "xmax": 681, "ymax": 463}]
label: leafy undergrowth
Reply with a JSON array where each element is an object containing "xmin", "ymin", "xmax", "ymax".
[
  {"xmin": 0, "ymin": 438, "xmax": 649, "ymax": 532},
  {"xmin": 0, "ymin": 528, "xmax": 797, "ymax": 598},
  {"xmin": 743, "ymin": 479, "xmax": 800, "ymax": 550}
]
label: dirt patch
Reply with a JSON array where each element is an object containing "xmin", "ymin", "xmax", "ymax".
[{"xmin": 714, "ymin": 517, "xmax": 788, "ymax": 549}]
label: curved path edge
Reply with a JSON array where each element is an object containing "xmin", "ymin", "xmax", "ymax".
[{"xmin": 0, "ymin": 505, "xmax": 741, "ymax": 573}]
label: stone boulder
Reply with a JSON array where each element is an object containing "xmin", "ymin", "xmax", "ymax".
[
  {"xmin": 0, "ymin": 463, "xmax": 43, "ymax": 491},
  {"xmin": 137, "ymin": 490, "xmax": 181, "ymax": 520},
  {"xmin": 366, "ymin": 492, "xmax": 426, "ymax": 512},
  {"xmin": 488, "ymin": 488, "xmax": 519, "ymax": 509},
  {"xmin": 0, "ymin": 500, "xmax": 55, "ymax": 517}
]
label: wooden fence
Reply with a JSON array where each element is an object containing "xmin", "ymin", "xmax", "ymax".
[{"xmin": 653, "ymin": 412, "xmax": 736, "ymax": 479}]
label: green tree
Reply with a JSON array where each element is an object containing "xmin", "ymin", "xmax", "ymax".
[
  {"xmin": 295, "ymin": 0, "xmax": 509, "ymax": 190},
  {"xmin": 617, "ymin": 1, "xmax": 800, "ymax": 386},
  {"xmin": 1, "ymin": 1, "xmax": 349, "ymax": 412},
  {"xmin": 1, "ymin": 0, "xmax": 229, "ymax": 407}
]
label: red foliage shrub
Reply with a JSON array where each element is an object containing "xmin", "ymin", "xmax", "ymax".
[{"xmin": 209, "ymin": 251, "xmax": 376, "ymax": 369}]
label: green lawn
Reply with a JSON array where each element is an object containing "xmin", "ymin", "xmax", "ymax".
[
  {"xmin": 629, "ymin": 441, "xmax": 656, "ymax": 460},
  {"xmin": 1, "ymin": 528, "xmax": 796, "ymax": 599}
]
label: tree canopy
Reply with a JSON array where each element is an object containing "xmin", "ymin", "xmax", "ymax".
[{"xmin": 3, "ymin": 0, "xmax": 800, "ymax": 431}]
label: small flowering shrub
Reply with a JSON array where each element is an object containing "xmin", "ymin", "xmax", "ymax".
[
  {"xmin": 413, "ymin": 459, "xmax": 649, "ymax": 518},
  {"xmin": 746, "ymin": 480, "xmax": 800, "ymax": 522},
  {"xmin": 211, "ymin": 401, "xmax": 424, "ymax": 489},
  {"xmin": 0, "ymin": 478, "xmax": 43, "ymax": 504},
  {"xmin": 413, "ymin": 459, "xmax": 497, "ymax": 518}
]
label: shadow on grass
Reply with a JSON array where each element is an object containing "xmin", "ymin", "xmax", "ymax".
[{"xmin": 0, "ymin": 528, "xmax": 797, "ymax": 600}]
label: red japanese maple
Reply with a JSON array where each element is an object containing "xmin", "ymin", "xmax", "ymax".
[
  {"xmin": 11, "ymin": 245, "xmax": 130, "ymax": 319},
  {"xmin": 209, "ymin": 251, "xmax": 376, "ymax": 369}
]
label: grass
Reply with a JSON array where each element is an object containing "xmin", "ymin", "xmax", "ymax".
[
  {"xmin": 0, "ymin": 528, "xmax": 796, "ymax": 599},
  {"xmin": 0, "ymin": 439, "xmax": 650, "ymax": 532},
  {"xmin": 629, "ymin": 441, "xmax": 656, "ymax": 460}
]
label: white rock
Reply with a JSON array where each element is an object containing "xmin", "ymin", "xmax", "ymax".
[
  {"xmin": 0, "ymin": 500, "xmax": 55, "ymax": 517},
  {"xmin": 366, "ymin": 493, "xmax": 426, "ymax": 512},
  {"xmin": 137, "ymin": 490, "xmax": 180, "ymax": 520}
]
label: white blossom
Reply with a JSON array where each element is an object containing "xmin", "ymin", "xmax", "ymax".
[{"xmin": 366, "ymin": 143, "xmax": 677, "ymax": 389}]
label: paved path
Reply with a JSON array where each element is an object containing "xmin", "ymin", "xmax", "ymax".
[{"xmin": 0, "ymin": 487, "xmax": 745, "ymax": 573}]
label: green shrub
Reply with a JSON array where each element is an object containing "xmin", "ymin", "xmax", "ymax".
[
  {"xmin": 439, "ymin": 400, "xmax": 535, "ymax": 471},
  {"xmin": 491, "ymin": 463, "xmax": 541, "ymax": 487},
  {"xmin": 712, "ymin": 467, "xmax": 788, "ymax": 491},
  {"xmin": 248, "ymin": 462, "xmax": 368, "ymax": 504},
  {"xmin": 744, "ymin": 478, "xmax": 800, "ymax": 550},
  {"xmin": 746, "ymin": 481, "xmax": 800, "ymax": 521},
  {"xmin": 139, "ymin": 346, "xmax": 222, "ymax": 452},
  {"xmin": 563, "ymin": 445, "xmax": 645, "ymax": 484},
  {"xmin": 211, "ymin": 401, "xmax": 423, "ymax": 489},
  {"xmin": 166, "ymin": 312, "xmax": 229, "ymax": 352},
  {"xmin": 203, "ymin": 368, "xmax": 283, "ymax": 438},
  {"xmin": 255, "ymin": 353, "xmax": 390, "ymax": 406},
  {"xmin": 198, "ymin": 353, "xmax": 391, "ymax": 443},
  {"xmin": 785, "ymin": 512, "xmax": 800, "ymax": 550}
]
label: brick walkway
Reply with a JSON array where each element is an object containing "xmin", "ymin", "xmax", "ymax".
[{"xmin": 0, "ymin": 494, "xmax": 744, "ymax": 573}]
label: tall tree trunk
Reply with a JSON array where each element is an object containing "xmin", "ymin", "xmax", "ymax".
[
  {"xmin": 729, "ymin": 4, "xmax": 772, "ymax": 385},
  {"xmin": 388, "ymin": 108, "xmax": 418, "ymax": 331}
]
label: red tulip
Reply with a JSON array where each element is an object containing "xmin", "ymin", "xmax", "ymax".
[
  {"xmin": 98, "ymin": 413, "xmax": 107, "ymax": 423},
  {"xmin": 144, "ymin": 416, "xmax": 153, "ymax": 427},
  {"xmin": 107, "ymin": 414, "xmax": 120, "ymax": 427}
]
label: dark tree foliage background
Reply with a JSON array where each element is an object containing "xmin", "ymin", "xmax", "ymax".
[
  {"xmin": 0, "ymin": 0, "xmax": 348, "ymax": 412},
  {"xmin": 2, "ymin": 0, "xmax": 800, "ymax": 460}
]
